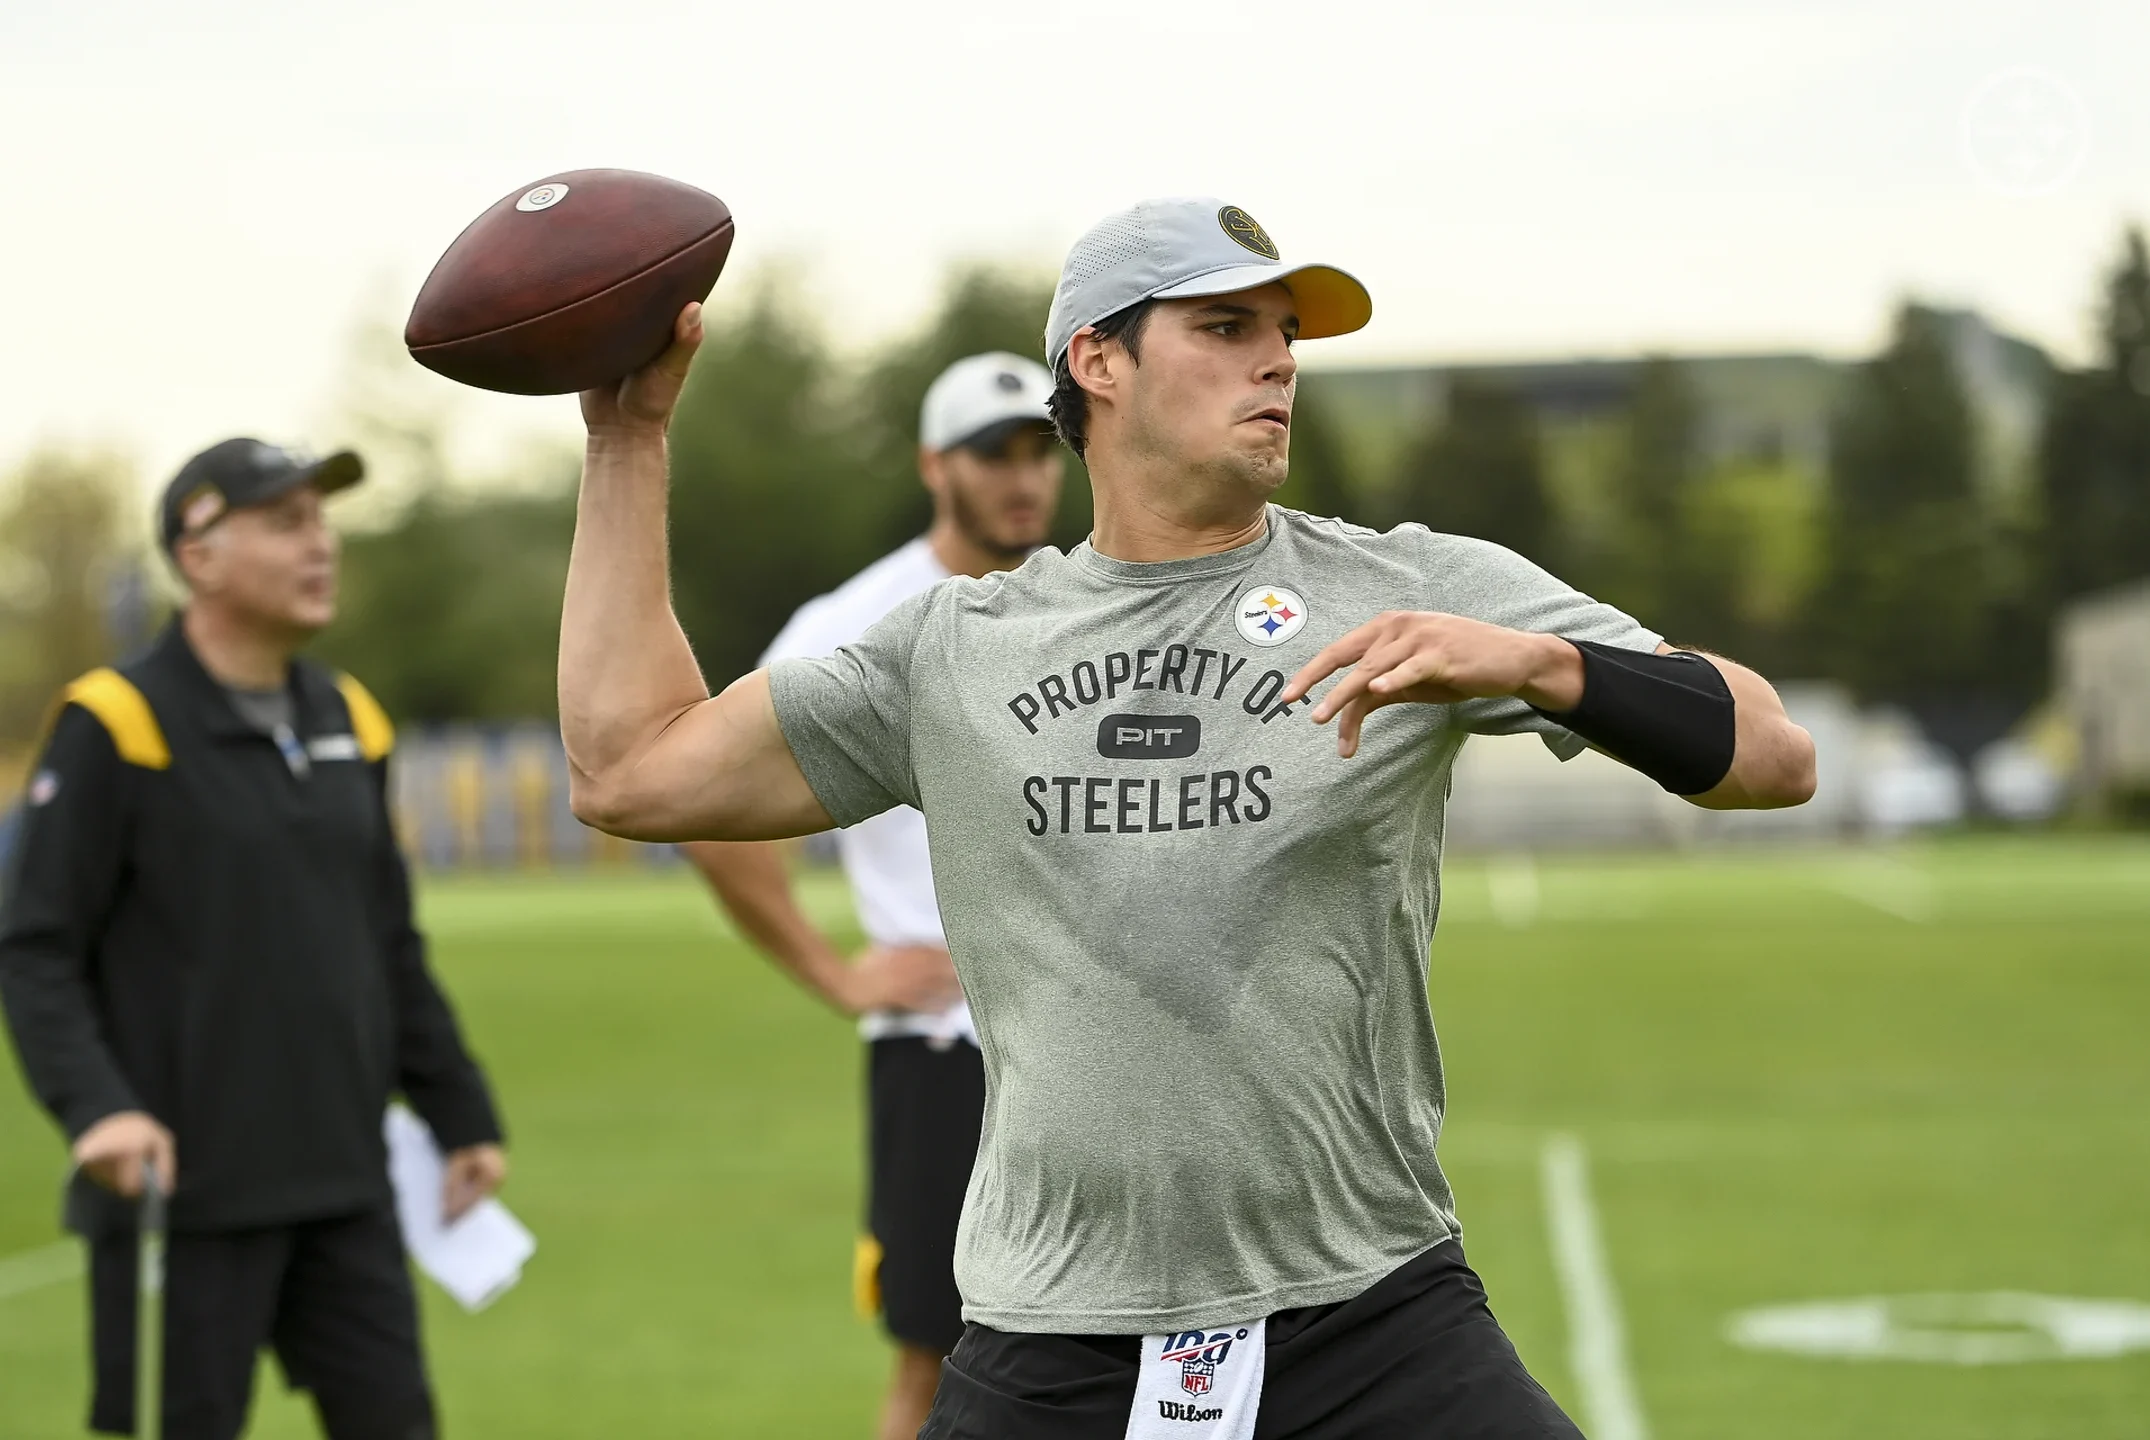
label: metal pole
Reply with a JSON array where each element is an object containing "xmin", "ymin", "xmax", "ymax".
[{"xmin": 137, "ymin": 1161, "xmax": 165, "ymax": 1440}]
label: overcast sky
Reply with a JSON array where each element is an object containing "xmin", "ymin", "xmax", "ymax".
[{"xmin": 2, "ymin": 0, "xmax": 2144, "ymax": 493}]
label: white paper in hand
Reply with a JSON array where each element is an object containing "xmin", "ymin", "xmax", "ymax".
[{"xmin": 384, "ymin": 1106, "xmax": 535, "ymax": 1312}]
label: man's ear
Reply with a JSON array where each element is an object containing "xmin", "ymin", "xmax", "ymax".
[
  {"xmin": 918, "ymin": 443, "xmax": 947, "ymax": 499},
  {"xmin": 173, "ymin": 531, "xmax": 217, "ymax": 594},
  {"xmin": 1067, "ymin": 327, "xmax": 1121, "ymax": 404}
]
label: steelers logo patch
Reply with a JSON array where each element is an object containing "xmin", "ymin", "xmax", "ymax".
[
  {"xmin": 1218, "ymin": 206, "xmax": 1279, "ymax": 260},
  {"xmin": 1235, "ymin": 585, "xmax": 1307, "ymax": 647},
  {"xmin": 27, "ymin": 769, "xmax": 60, "ymax": 807},
  {"xmin": 516, "ymin": 182, "xmax": 570, "ymax": 213}
]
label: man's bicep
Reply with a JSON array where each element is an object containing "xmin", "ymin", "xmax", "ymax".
[
  {"xmin": 592, "ymin": 671, "xmax": 835, "ymax": 842},
  {"xmin": 2, "ymin": 708, "xmax": 131, "ymax": 929},
  {"xmin": 0, "ymin": 707, "xmax": 144, "ymax": 1134},
  {"xmin": 600, "ymin": 590, "xmax": 926, "ymax": 842}
]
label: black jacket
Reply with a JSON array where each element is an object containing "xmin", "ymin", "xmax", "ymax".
[{"xmin": 0, "ymin": 621, "xmax": 502, "ymax": 1234}]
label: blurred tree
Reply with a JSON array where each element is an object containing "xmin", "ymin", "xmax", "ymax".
[
  {"xmin": 854, "ymin": 266, "xmax": 1089, "ymax": 549},
  {"xmin": 322, "ymin": 310, "xmax": 460, "ymax": 529},
  {"xmin": 1581, "ymin": 357, "xmax": 1827, "ymax": 665},
  {"xmin": 1269, "ymin": 380, "xmax": 1358, "ymax": 522},
  {"xmin": 2038, "ymin": 226, "xmax": 2150, "ymax": 604},
  {"xmin": 314, "ymin": 480, "xmax": 576, "ymax": 722},
  {"xmin": 1678, "ymin": 458, "xmax": 1824, "ymax": 674},
  {"xmin": 1820, "ymin": 303, "xmax": 2009, "ymax": 708},
  {"xmin": 1391, "ymin": 375, "xmax": 1555, "ymax": 567},
  {"xmin": 0, "ymin": 449, "xmax": 141, "ymax": 748},
  {"xmin": 1597, "ymin": 357, "xmax": 1705, "ymax": 635},
  {"xmin": 304, "ymin": 303, "xmax": 579, "ymax": 721},
  {"xmin": 667, "ymin": 274, "xmax": 876, "ymax": 688}
]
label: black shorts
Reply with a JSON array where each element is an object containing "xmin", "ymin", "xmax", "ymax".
[
  {"xmin": 921, "ymin": 1241, "xmax": 1582, "ymax": 1439},
  {"xmin": 862, "ymin": 1035, "xmax": 986, "ymax": 1353},
  {"xmin": 89, "ymin": 1204, "xmax": 433, "ymax": 1440}
]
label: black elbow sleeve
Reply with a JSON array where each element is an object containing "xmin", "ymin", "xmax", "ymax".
[{"xmin": 1531, "ymin": 641, "xmax": 1736, "ymax": 796}]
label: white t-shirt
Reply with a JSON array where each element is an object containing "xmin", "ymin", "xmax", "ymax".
[{"xmin": 760, "ymin": 538, "xmax": 974, "ymax": 1047}]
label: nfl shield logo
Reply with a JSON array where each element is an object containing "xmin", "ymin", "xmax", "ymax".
[{"xmin": 1179, "ymin": 1357, "xmax": 1215, "ymax": 1396}]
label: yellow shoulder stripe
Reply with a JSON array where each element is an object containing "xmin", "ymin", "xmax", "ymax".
[
  {"xmin": 852, "ymin": 1234, "xmax": 884, "ymax": 1319},
  {"xmin": 63, "ymin": 669, "xmax": 171, "ymax": 770},
  {"xmin": 335, "ymin": 674, "xmax": 396, "ymax": 761}
]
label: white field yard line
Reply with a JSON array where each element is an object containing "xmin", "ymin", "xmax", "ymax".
[
  {"xmin": 1824, "ymin": 857, "xmax": 1936, "ymax": 923},
  {"xmin": 1486, "ymin": 854, "xmax": 1543, "ymax": 928},
  {"xmin": 0, "ymin": 1239, "xmax": 81, "ymax": 1302},
  {"xmin": 1541, "ymin": 1133, "xmax": 1651, "ymax": 1440}
]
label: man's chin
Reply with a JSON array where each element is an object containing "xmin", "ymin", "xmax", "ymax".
[
  {"xmin": 1225, "ymin": 449, "xmax": 1289, "ymax": 495},
  {"xmin": 284, "ymin": 605, "xmax": 336, "ymax": 639},
  {"xmin": 970, "ymin": 526, "xmax": 1048, "ymax": 562}
]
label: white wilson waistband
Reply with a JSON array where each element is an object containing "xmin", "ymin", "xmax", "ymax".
[{"xmin": 1124, "ymin": 1319, "xmax": 1264, "ymax": 1439}]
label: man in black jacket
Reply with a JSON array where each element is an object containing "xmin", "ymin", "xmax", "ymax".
[{"xmin": 0, "ymin": 438, "xmax": 507, "ymax": 1440}]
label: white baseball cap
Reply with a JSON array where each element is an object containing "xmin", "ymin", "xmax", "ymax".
[
  {"xmin": 1044, "ymin": 198, "xmax": 1372, "ymax": 370},
  {"xmin": 919, "ymin": 352, "xmax": 1056, "ymax": 452}
]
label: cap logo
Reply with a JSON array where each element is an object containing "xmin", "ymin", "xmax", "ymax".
[
  {"xmin": 1218, "ymin": 206, "xmax": 1279, "ymax": 261},
  {"xmin": 180, "ymin": 484, "xmax": 227, "ymax": 536},
  {"xmin": 996, "ymin": 370, "xmax": 1024, "ymax": 392},
  {"xmin": 516, "ymin": 182, "xmax": 570, "ymax": 213}
]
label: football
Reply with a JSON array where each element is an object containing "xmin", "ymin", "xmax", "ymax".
[{"xmin": 405, "ymin": 169, "xmax": 734, "ymax": 395}]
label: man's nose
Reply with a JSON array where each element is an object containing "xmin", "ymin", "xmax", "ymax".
[{"xmin": 1259, "ymin": 338, "xmax": 1297, "ymax": 387}]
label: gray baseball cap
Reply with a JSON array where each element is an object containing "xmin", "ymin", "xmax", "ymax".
[
  {"xmin": 919, "ymin": 352, "xmax": 1055, "ymax": 452},
  {"xmin": 1044, "ymin": 198, "xmax": 1372, "ymax": 370}
]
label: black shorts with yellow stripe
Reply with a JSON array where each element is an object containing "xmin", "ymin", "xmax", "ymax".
[{"xmin": 858, "ymin": 1036, "xmax": 985, "ymax": 1354}]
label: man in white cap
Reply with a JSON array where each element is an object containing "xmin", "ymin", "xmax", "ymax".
[
  {"xmin": 558, "ymin": 199, "xmax": 1815, "ymax": 1436},
  {"xmin": 680, "ymin": 352, "xmax": 1062, "ymax": 1440}
]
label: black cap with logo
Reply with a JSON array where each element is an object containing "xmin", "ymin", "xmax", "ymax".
[{"xmin": 159, "ymin": 439, "xmax": 366, "ymax": 554}]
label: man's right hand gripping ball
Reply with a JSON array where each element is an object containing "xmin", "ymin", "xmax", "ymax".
[{"xmin": 581, "ymin": 303, "xmax": 705, "ymax": 437}]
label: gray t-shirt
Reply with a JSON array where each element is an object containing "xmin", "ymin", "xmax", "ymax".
[
  {"xmin": 768, "ymin": 507, "xmax": 1660, "ymax": 1334},
  {"xmin": 223, "ymin": 684, "xmax": 294, "ymax": 735}
]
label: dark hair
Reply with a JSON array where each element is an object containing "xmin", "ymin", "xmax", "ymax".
[{"xmin": 1047, "ymin": 299, "xmax": 1156, "ymax": 457}]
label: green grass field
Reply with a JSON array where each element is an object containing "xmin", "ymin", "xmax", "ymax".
[{"xmin": 3, "ymin": 837, "xmax": 2147, "ymax": 1438}]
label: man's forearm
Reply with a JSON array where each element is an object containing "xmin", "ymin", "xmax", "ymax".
[
  {"xmin": 558, "ymin": 313, "xmax": 836, "ymax": 843},
  {"xmin": 681, "ymin": 840, "xmax": 853, "ymax": 1011},
  {"xmin": 1525, "ymin": 638, "xmax": 1814, "ymax": 809},
  {"xmin": 559, "ymin": 431, "xmax": 710, "ymax": 805}
]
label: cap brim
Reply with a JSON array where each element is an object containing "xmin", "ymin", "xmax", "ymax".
[
  {"xmin": 249, "ymin": 449, "xmax": 367, "ymax": 506},
  {"xmin": 929, "ymin": 396, "xmax": 1055, "ymax": 453},
  {"xmin": 299, "ymin": 450, "xmax": 366, "ymax": 495},
  {"xmin": 1152, "ymin": 262, "xmax": 1372, "ymax": 340},
  {"xmin": 945, "ymin": 414, "xmax": 1057, "ymax": 455}
]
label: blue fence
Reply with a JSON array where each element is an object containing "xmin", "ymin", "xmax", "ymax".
[{"xmin": 390, "ymin": 724, "xmax": 678, "ymax": 871}]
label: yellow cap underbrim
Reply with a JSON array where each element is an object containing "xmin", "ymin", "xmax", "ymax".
[{"xmin": 1151, "ymin": 262, "xmax": 1373, "ymax": 341}]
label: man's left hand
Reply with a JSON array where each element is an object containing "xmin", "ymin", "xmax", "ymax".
[
  {"xmin": 1281, "ymin": 612, "xmax": 1583, "ymax": 758},
  {"xmin": 441, "ymin": 1143, "xmax": 508, "ymax": 1223}
]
